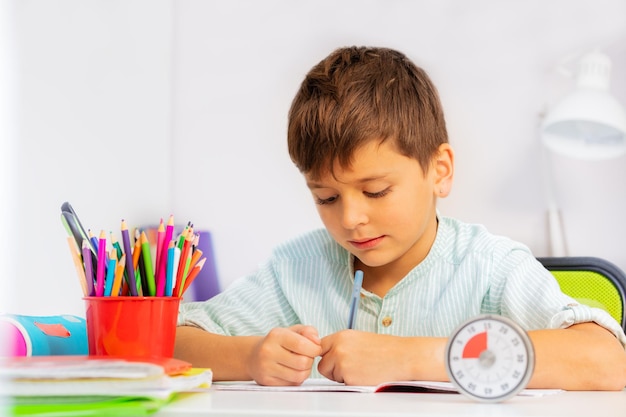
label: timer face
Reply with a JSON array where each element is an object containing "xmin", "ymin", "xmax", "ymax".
[{"xmin": 445, "ymin": 315, "xmax": 534, "ymax": 402}]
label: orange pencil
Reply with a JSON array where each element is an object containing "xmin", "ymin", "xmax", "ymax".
[
  {"xmin": 132, "ymin": 228, "xmax": 143, "ymax": 296},
  {"xmin": 181, "ymin": 258, "xmax": 206, "ymax": 296},
  {"xmin": 187, "ymin": 248, "xmax": 203, "ymax": 273},
  {"xmin": 110, "ymin": 254, "xmax": 126, "ymax": 296},
  {"xmin": 174, "ymin": 229, "xmax": 193, "ymax": 296}
]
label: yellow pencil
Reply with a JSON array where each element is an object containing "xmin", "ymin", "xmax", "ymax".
[{"xmin": 66, "ymin": 237, "xmax": 88, "ymax": 296}]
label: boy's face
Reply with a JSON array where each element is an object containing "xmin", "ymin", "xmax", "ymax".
[{"xmin": 305, "ymin": 139, "xmax": 451, "ymax": 285}]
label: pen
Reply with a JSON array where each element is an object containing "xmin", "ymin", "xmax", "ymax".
[{"xmin": 347, "ymin": 270, "xmax": 363, "ymax": 329}]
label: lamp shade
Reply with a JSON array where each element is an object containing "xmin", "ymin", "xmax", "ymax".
[{"xmin": 541, "ymin": 51, "xmax": 626, "ymax": 160}]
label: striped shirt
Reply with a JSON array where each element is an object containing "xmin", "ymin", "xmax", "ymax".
[{"xmin": 179, "ymin": 216, "xmax": 626, "ymax": 356}]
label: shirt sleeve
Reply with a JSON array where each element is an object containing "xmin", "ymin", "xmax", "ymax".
[
  {"xmin": 495, "ymin": 248, "xmax": 626, "ymax": 349},
  {"xmin": 176, "ymin": 257, "xmax": 299, "ymax": 335},
  {"xmin": 549, "ymin": 303, "xmax": 626, "ymax": 348}
]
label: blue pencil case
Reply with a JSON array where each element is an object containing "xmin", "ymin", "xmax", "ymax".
[{"xmin": 0, "ymin": 314, "xmax": 88, "ymax": 356}]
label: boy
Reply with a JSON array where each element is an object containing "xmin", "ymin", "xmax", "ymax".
[{"xmin": 175, "ymin": 46, "xmax": 626, "ymax": 390}]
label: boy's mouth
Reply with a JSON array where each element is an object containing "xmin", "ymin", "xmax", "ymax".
[{"xmin": 349, "ymin": 236, "xmax": 384, "ymax": 250}]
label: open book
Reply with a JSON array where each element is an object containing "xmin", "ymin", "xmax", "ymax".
[{"xmin": 214, "ymin": 378, "xmax": 562, "ymax": 397}]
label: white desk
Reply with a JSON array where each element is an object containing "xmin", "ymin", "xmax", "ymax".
[{"xmin": 157, "ymin": 388, "xmax": 626, "ymax": 417}]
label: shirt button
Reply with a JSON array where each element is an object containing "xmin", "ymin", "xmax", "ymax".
[{"xmin": 381, "ymin": 316, "xmax": 392, "ymax": 327}]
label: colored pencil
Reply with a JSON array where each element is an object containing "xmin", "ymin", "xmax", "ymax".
[
  {"xmin": 103, "ymin": 250, "xmax": 117, "ymax": 297},
  {"xmin": 110, "ymin": 231, "xmax": 123, "ymax": 260},
  {"xmin": 155, "ymin": 219, "xmax": 165, "ymax": 289},
  {"xmin": 110, "ymin": 254, "xmax": 126, "ymax": 297},
  {"xmin": 88, "ymin": 229, "xmax": 99, "ymax": 252},
  {"xmin": 187, "ymin": 248, "xmax": 203, "ymax": 275},
  {"xmin": 174, "ymin": 229, "xmax": 193, "ymax": 296},
  {"xmin": 181, "ymin": 258, "xmax": 206, "ymax": 296},
  {"xmin": 95, "ymin": 230, "xmax": 107, "ymax": 296},
  {"xmin": 165, "ymin": 241, "xmax": 176, "ymax": 297},
  {"xmin": 66, "ymin": 237, "xmax": 88, "ymax": 297},
  {"xmin": 120, "ymin": 219, "xmax": 138, "ymax": 296},
  {"xmin": 132, "ymin": 228, "xmax": 143, "ymax": 296},
  {"xmin": 140, "ymin": 231, "xmax": 156, "ymax": 296},
  {"xmin": 156, "ymin": 215, "xmax": 174, "ymax": 296},
  {"xmin": 81, "ymin": 240, "xmax": 95, "ymax": 296}
]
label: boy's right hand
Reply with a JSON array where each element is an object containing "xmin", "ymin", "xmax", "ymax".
[{"xmin": 246, "ymin": 324, "xmax": 322, "ymax": 386}]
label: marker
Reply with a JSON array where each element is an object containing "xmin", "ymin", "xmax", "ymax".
[{"xmin": 347, "ymin": 270, "xmax": 363, "ymax": 329}]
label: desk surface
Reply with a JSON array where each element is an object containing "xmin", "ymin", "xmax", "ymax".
[{"xmin": 157, "ymin": 388, "xmax": 626, "ymax": 417}]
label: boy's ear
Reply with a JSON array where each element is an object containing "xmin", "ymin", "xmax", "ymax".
[{"xmin": 433, "ymin": 143, "xmax": 454, "ymax": 197}]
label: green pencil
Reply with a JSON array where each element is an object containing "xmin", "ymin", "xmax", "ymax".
[{"xmin": 140, "ymin": 231, "xmax": 156, "ymax": 296}]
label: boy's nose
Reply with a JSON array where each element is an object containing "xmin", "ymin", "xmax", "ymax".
[{"xmin": 340, "ymin": 199, "xmax": 369, "ymax": 230}]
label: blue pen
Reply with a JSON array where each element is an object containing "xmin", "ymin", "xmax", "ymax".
[{"xmin": 347, "ymin": 270, "xmax": 363, "ymax": 329}]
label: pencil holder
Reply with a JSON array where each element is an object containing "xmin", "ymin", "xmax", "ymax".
[{"xmin": 83, "ymin": 296, "xmax": 180, "ymax": 359}]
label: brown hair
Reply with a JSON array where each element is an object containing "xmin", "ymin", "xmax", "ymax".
[{"xmin": 288, "ymin": 46, "xmax": 448, "ymax": 180}]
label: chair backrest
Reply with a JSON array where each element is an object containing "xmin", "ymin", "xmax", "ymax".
[{"xmin": 537, "ymin": 256, "xmax": 626, "ymax": 333}]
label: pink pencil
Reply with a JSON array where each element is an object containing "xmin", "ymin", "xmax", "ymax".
[
  {"xmin": 156, "ymin": 215, "xmax": 174, "ymax": 296},
  {"xmin": 95, "ymin": 230, "xmax": 107, "ymax": 296},
  {"xmin": 155, "ymin": 219, "xmax": 165, "ymax": 288}
]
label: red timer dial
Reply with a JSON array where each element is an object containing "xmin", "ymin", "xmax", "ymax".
[{"xmin": 445, "ymin": 315, "xmax": 535, "ymax": 402}]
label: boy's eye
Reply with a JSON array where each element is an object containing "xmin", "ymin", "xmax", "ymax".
[
  {"xmin": 364, "ymin": 187, "xmax": 390, "ymax": 198},
  {"xmin": 316, "ymin": 195, "xmax": 338, "ymax": 205}
]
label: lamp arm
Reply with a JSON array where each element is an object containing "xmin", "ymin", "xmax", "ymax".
[{"xmin": 541, "ymin": 143, "xmax": 568, "ymax": 257}]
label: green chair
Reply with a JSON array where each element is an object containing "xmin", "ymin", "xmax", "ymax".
[{"xmin": 538, "ymin": 256, "xmax": 626, "ymax": 333}]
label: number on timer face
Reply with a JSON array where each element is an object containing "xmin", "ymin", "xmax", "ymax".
[{"xmin": 444, "ymin": 315, "xmax": 535, "ymax": 402}]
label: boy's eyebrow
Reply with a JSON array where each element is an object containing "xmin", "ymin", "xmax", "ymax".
[{"xmin": 306, "ymin": 174, "xmax": 390, "ymax": 189}]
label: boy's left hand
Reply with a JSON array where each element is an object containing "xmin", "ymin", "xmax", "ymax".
[{"xmin": 318, "ymin": 330, "xmax": 411, "ymax": 385}]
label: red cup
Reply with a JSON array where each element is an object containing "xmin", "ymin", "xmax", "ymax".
[{"xmin": 83, "ymin": 296, "xmax": 181, "ymax": 359}]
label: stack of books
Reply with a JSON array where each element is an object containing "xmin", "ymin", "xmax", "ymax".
[{"xmin": 0, "ymin": 356, "xmax": 212, "ymax": 416}]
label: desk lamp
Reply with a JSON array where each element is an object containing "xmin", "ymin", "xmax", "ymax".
[{"xmin": 541, "ymin": 51, "xmax": 626, "ymax": 256}]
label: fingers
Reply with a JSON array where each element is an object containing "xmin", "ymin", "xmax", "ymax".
[
  {"xmin": 292, "ymin": 324, "xmax": 322, "ymax": 346},
  {"xmin": 248, "ymin": 326, "xmax": 322, "ymax": 386}
]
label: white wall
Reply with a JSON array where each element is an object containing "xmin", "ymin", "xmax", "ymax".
[
  {"xmin": 4, "ymin": 0, "xmax": 173, "ymax": 315},
  {"xmin": 4, "ymin": 0, "xmax": 626, "ymax": 317},
  {"xmin": 1, "ymin": 0, "xmax": 18, "ymax": 322}
]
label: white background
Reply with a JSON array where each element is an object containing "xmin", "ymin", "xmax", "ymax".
[{"xmin": 1, "ymin": 0, "xmax": 625, "ymax": 317}]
